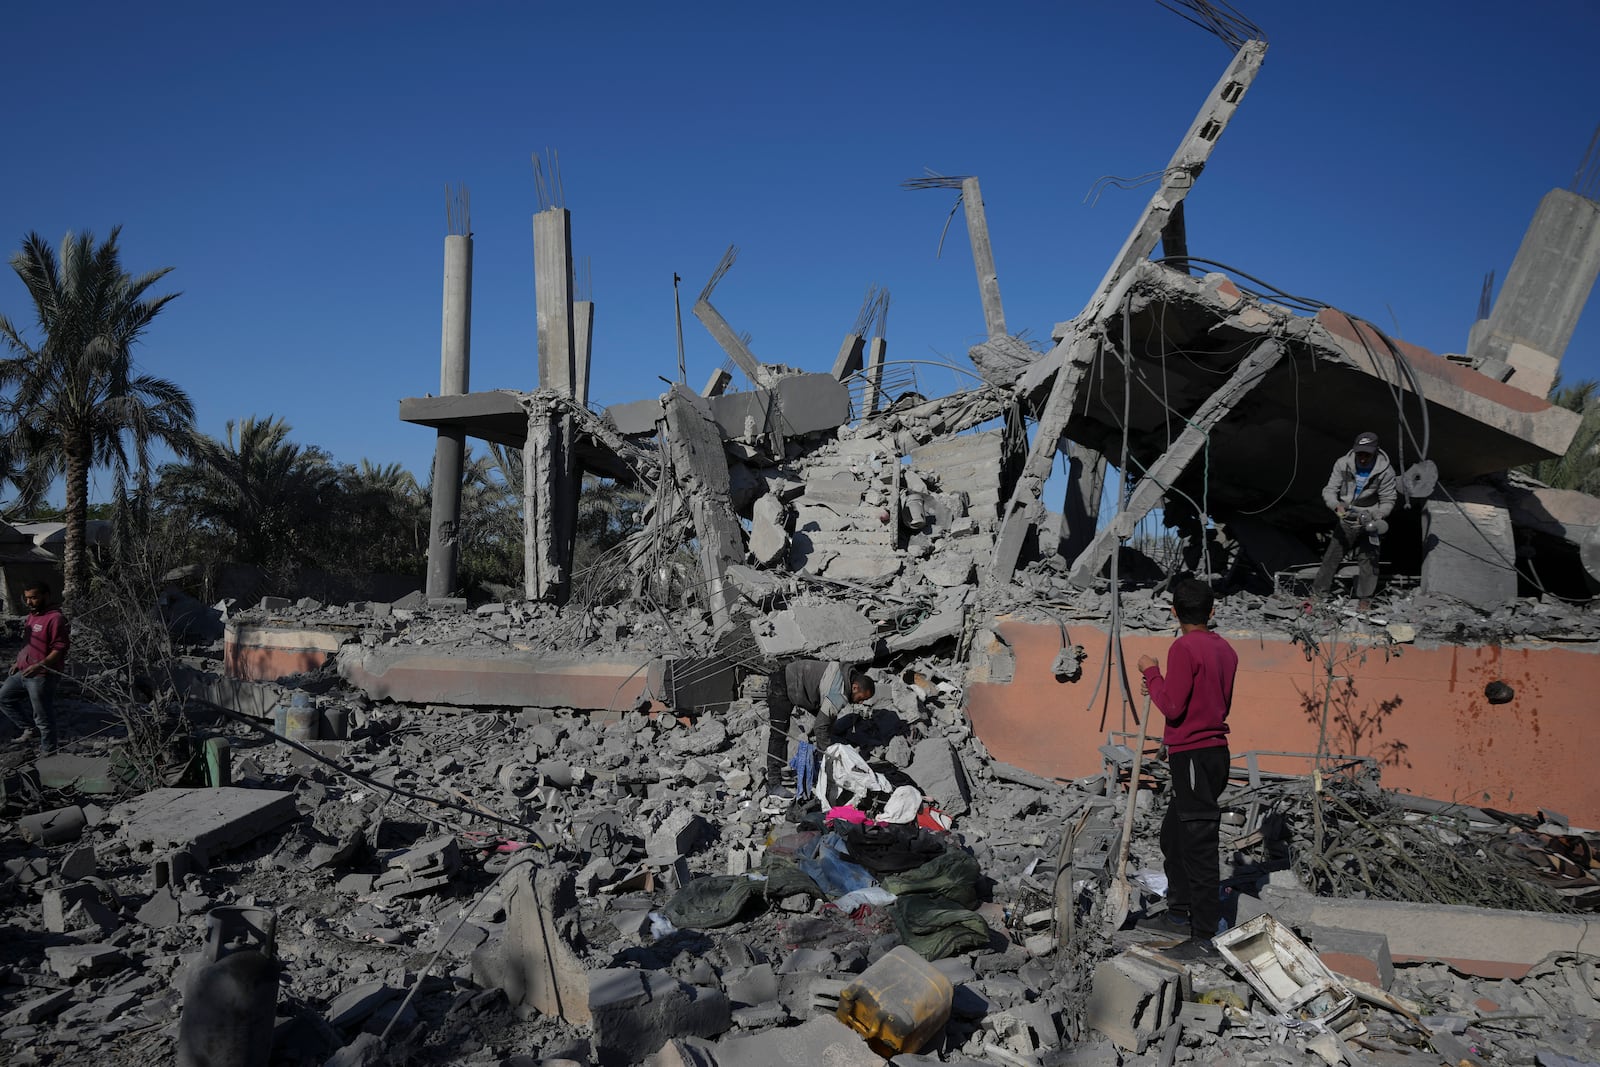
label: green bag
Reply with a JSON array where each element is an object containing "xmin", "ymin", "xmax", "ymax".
[
  {"xmin": 889, "ymin": 893, "xmax": 991, "ymax": 960},
  {"xmin": 664, "ymin": 874, "xmax": 762, "ymax": 929},
  {"xmin": 879, "ymin": 846, "xmax": 980, "ymax": 908}
]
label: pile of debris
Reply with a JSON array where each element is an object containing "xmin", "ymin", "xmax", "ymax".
[{"xmin": 3, "ymin": 639, "xmax": 1599, "ymax": 1066}]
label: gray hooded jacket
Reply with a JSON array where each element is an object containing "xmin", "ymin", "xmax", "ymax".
[{"xmin": 1321, "ymin": 448, "xmax": 1397, "ymax": 520}]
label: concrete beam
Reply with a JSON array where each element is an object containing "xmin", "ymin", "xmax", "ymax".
[
  {"xmin": 338, "ymin": 644, "xmax": 656, "ymax": 711},
  {"xmin": 1082, "ymin": 39, "xmax": 1267, "ymax": 319},
  {"xmin": 962, "ymin": 176, "xmax": 1007, "ymax": 339},
  {"xmin": 1067, "ymin": 337, "xmax": 1285, "ymax": 587},
  {"xmin": 988, "ymin": 333, "xmax": 1102, "ymax": 588},
  {"xmin": 692, "ymin": 299, "xmax": 766, "ymax": 387},
  {"xmin": 701, "ymin": 367, "xmax": 731, "ymax": 398},
  {"xmin": 1240, "ymin": 885, "xmax": 1600, "ymax": 979},
  {"xmin": 1061, "ymin": 441, "xmax": 1107, "ymax": 564}
]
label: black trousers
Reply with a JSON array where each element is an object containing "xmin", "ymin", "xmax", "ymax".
[
  {"xmin": 1312, "ymin": 517, "xmax": 1379, "ymax": 599},
  {"xmin": 1161, "ymin": 745, "xmax": 1230, "ymax": 940},
  {"xmin": 766, "ymin": 672, "xmax": 793, "ymax": 774}
]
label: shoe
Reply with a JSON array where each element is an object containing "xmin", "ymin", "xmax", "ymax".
[
  {"xmin": 1138, "ymin": 909, "xmax": 1191, "ymax": 935},
  {"xmin": 1163, "ymin": 937, "xmax": 1219, "ymax": 962}
]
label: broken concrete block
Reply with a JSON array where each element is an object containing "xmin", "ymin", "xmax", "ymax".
[
  {"xmin": 647, "ymin": 807, "xmax": 708, "ymax": 859},
  {"xmin": 711, "ymin": 1013, "xmax": 887, "ymax": 1066},
  {"xmin": 922, "ymin": 550, "xmax": 975, "ymax": 588},
  {"xmin": 749, "ymin": 493, "xmax": 789, "ymax": 567},
  {"xmin": 2, "ymin": 988, "xmax": 74, "ymax": 1026},
  {"xmin": 588, "ymin": 968, "xmax": 731, "ymax": 1066},
  {"xmin": 45, "ymin": 943, "xmax": 128, "ymax": 981},
  {"xmin": 112, "ymin": 787, "xmax": 297, "ymax": 865},
  {"xmin": 19, "ymin": 804, "xmax": 87, "ymax": 845},
  {"xmin": 1421, "ymin": 489, "xmax": 1517, "ymax": 609},
  {"xmin": 472, "ymin": 862, "xmax": 590, "ymax": 1023},
  {"xmin": 1300, "ymin": 923, "xmax": 1395, "ymax": 990},
  {"xmin": 908, "ymin": 738, "xmax": 972, "ymax": 817},
  {"xmin": 327, "ymin": 981, "xmax": 402, "ymax": 1029},
  {"xmin": 36, "ymin": 753, "xmax": 124, "ymax": 794},
  {"xmin": 58, "ymin": 845, "xmax": 98, "ymax": 882},
  {"xmin": 1086, "ymin": 950, "xmax": 1189, "ymax": 1053},
  {"xmin": 43, "ymin": 883, "xmax": 118, "ymax": 935}
]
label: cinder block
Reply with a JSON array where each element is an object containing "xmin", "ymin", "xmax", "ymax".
[
  {"xmin": 1086, "ymin": 949, "xmax": 1189, "ymax": 1053},
  {"xmin": 1300, "ymin": 923, "xmax": 1395, "ymax": 990}
]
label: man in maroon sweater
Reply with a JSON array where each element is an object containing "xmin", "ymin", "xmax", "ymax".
[
  {"xmin": 1, "ymin": 582, "xmax": 71, "ymax": 755},
  {"xmin": 1137, "ymin": 578, "xmax": 1237, "ymax": 959}
]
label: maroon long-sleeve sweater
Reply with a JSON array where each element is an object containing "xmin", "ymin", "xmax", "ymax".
[{"xmin": 1141, "ymin": 628, "xmax": 1237, "ymax": 754}]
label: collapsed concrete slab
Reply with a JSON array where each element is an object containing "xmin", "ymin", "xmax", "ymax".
[
  {"xmin": 339, "ymin": 645, "xmax": 656, "ymax": 711},
  {"xmin": 111, "ymin": 788, "xmax": 297, "ymax": 865}
]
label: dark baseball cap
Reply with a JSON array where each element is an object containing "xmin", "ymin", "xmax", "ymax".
[{"xmin": 1352, "ymin": 431, "xmax": 1379, "ymax": 452}]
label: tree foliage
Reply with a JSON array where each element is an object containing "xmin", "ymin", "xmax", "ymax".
[
  {"xmin": 1526, "ymin": 376, "xmax": 1600, "ymax": 496},
  {"xmin": 0, "ymin": 227, "xmax": 196, "ymax": 608}
]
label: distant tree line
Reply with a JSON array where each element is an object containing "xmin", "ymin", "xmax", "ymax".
[{"xmin": 0, "ymin": 227, "xmax": 641, "ymax": 611}]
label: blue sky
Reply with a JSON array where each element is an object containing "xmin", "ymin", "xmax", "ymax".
[{"xmin": 4, "ymin": 1, "xmax": 1598, "ymax": 502}]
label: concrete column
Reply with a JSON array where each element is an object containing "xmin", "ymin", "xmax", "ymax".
[
  {"xmin": 862, "ymin": 337, "xmax": 887, "ymax": 416},
  {"xmin": 701, "ymin": 367, "xmax": 731, "ymax": 398},
  {"xmin": 1061, "ymin": 441, "xmax": 1107, "ymax": 563},
  {"xmin": 573, "ymin": 300, "xmax": 594, "ymax": 407},
  {"xmin": 831, "ymin": 334, "xmax": 865, "ymax": 380},
  {"xmin": 1421, "ymin": 487, "xmax": 1518, "ymax": 610},
  {"xmin": 426, "ymin": 231, "xmax": 472, "ymax": 599},
  {"xmin": 961, "ymin": 177, "xmax": 1007, "ymax": 339},
  {"xmin": 532, "ymin": 207, "xmax": 580, "ymax": 599},
  {"xmin": 1470, "ymin": 188, "xmax": 1600, "ymax": 390},
  {"xmin": 534, "ymin": 208, "xmax": 576, "ymax": 395},
  {"xmin": 663, "ymin": 387, "xmax": 743, "ymax": 630}
]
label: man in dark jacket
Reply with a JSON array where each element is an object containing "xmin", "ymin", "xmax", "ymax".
[
  {"xmin": 766, "ymin": 660, "xmax": 874, "ymax": 795},
  {"xmin": 1311, "ymin": 430, "xmax": 1398, "ymax": 608}
]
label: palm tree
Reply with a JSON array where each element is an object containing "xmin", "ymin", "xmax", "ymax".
[
  {"xmin": 0, "ymin": 228, "xmax": 196, "ymax": 608},
  {"xmin": 1526, "ymin": 376, "xmax": 1600, "ymax": 497},
  {"xmin": 154, "ymin": 416, "xmax": 339, "ymax": 571}
]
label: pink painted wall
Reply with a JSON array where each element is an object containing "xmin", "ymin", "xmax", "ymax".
[{"xmin": 965, "ymin": 618, "xmax": 1600, "ymax": 826}]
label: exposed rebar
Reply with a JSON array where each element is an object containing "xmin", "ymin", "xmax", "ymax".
[
  {"xmin": 532, "ymin": 148, "xmax": 566, "ymax": 212},
  {"xmin": 698, "ymin": 244, "xmax": 739, "ymax": 304},
  {"xmin": 1155, "ymin": 0, "xmax": 1266, "ymax": 50}
]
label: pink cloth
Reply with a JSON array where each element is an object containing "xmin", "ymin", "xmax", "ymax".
[{"xmin": 825, "ymin": 805, "xmax": 873, "ymax": 825}]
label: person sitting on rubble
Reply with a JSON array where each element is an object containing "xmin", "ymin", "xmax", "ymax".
[
  {"xmin": 1310, "ymin": 430, "xmax": 1397, "ymax": 611},
  {"xmin": 766, "ymin": 660, "xmax": 875, "ymax": 798},
  {"xmin": 1136, "ymin": 577, "xmax": 1237, "ymax": 961}
]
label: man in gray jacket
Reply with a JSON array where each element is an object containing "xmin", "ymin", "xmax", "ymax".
[
  {"xmin": 1311, "ymin": 430, "xmax": 1398, "ymax": 608},
  {"xmin": 767, "ymin": 660, "xmax": 874, "ymax": 795}
]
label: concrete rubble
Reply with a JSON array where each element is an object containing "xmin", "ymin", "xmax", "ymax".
[{"xmin": 9, "ymin": 15, "xmax": 1600, "ymax": 1067}]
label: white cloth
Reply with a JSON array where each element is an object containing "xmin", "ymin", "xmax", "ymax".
[
  {"xmin": 815, "ymin": 743, "xmax": 890, "ymax": 809},
  {"xmin": 878, "ymin": 784, "xmax": 924, "ymax": 824}
]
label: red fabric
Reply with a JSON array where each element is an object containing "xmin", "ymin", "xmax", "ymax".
[
  {"xmin": 1141, "ymin": 629, "xmax": 1236, "ymax": 754},
  {"xmin": 17, "ymin": 609, "xmax": 69, "ymax": 671}
]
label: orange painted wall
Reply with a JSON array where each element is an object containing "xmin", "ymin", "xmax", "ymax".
[{"xmin": 965, "ymin": 618, "xmax": 1600, "ymax": 827}]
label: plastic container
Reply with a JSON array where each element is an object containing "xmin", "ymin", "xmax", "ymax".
[
  {"xmin": 836, "ymin": 945, "xmax": 953, "ymax": 1056},
  {"xmin": 319, "ymin": 705, "xmax": 348, "ymax": 740},
  {"xmin": 285, "ymin": 693, "xmax": 319, "ymax": 743}
]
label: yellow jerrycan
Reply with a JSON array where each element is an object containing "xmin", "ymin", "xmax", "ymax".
[{"xmin": 836, "ymin": 945, "xmax": 953, "ymax": 1056}]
